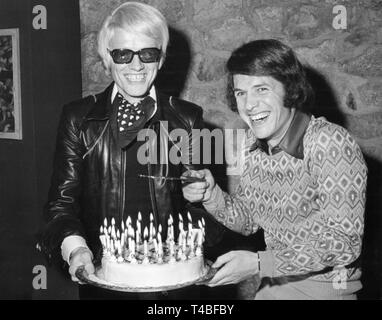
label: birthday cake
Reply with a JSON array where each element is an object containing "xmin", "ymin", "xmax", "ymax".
[{"xmin": 98, "ymin": 213, "xmax": 208, "ymax": 288}]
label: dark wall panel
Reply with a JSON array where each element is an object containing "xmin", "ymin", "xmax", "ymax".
[{"xmin": 0, "ymin": 0, "xmax": 81, "ymax": 299}]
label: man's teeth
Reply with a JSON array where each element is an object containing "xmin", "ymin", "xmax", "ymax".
[
  {"xmin": 126, "ymin": 74, "xmax": 145, "ymax": 81},
  {"xmin": 250, "ymin": 112, "xmax": 269, "ymax": 121}
]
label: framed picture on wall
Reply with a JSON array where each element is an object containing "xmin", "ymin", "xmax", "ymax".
[{"xmin": 0, "ymin": 28, "xmax": 22, "ymax": 140}]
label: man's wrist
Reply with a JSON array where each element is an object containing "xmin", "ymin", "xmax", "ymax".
[
  {"xmin": 61, "ymin": 235, "xmax": 90, "ymax": 264},
  {"xmin": 203, "ymin": 184, "xmax": 220, "ymax": 207}
]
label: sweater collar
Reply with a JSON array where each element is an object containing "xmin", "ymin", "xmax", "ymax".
[{"xmin": 249, "ymin": 110, "xmax": 311, "ymax": 159}]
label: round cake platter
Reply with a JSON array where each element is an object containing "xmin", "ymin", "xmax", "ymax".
[{"xmin": 75, "ymin": 261, "xmax": 217, "ymax": 293}]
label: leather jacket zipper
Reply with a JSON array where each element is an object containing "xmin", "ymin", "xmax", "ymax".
[
  {"xmin": 147, "ymin": 122, "xmax": 159, "ymax": 229},
  {"xmin": 120, "ymin": 149, "xmax": 126, "ymax": 223}
]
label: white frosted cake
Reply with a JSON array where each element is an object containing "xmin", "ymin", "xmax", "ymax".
[{"xmin": 98, "ymin": 213, "xmax": 208, "ymax": 288}]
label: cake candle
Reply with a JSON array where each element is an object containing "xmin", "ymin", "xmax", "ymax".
[
  {"xmin": 135, "ymin": 229, "xmax": 140, "ymax": 246},
  {"xmin": 149, "ymin": 213, "xmax": 154, "ymax": 241},
  {"xmin": 103, "ymin": 217, "xmax": 108, "ymax": 228},
  {"xmin": 143, "ymin": 227, "xmax": 149, "ymax": 264},
  {"xmin": 169, "ymin": 239, "xmax": 175, "ymax": 263},
  {"xmin": 179, "ymin": 214, "xmax": 184, "ymax": 233},
  {"xmin": 153, "ymin": 238, "xmax": 158, "ymax": 262},
  {"xmin": 182, "ymin": 231, "xmax": 186, "ymax": 253},
  {"xmin": 187, "ymin": 211, "xmax": 193, "ymax": 233},
  {"xmin": 129, "ymin": 239, "xmax": 137, "ymax": 263}
]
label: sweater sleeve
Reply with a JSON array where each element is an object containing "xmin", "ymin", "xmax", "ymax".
[
  {"xmin": 203, "ymin": 176, "xmax": 260, "ymax": 236},
  {"xmin": 258, "ymin": 124, "xmax": 367, "ymax": 278}
]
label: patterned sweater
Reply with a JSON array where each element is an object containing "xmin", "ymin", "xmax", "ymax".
[{"xmin": 204, "ymin": 112, "xmax": 367, "ymax": 283}]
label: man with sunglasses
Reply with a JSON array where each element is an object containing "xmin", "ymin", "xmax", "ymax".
[{"xmin": 39, "ymin": 2, "xmax": 223, "ymax": 299}]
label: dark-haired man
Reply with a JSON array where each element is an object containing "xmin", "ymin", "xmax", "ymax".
[{"xmin": 183, "ymin": 39, "xmax": 367, "ymax": 299}]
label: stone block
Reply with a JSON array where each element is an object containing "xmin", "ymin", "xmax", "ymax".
[
  {"xmin": 345, "ymin": 112, "xmax": 382, "ymax": 139},
  {"xmin": 195, "ymin": 53, "xmax": 227, "ymax": 82},
  {"xmin": 358, "ymin": 80, "xmax": 382, "ymax": 109},
  {"xmin": 341, "ymin": 47, "xmax": 382, "ymax": 77},
  {"xmin": 254, "ymin": 6, "xmax": 284, "ymax": 34},
  {"xmin": 193, "ymin": 0, "xmax": 241, "ymax": 32},
  {"xmin": 207, "ymin": 18, "xmax": 255, "ymax": 51},
  {"xmin": 284, "ymin": 5, "xmax": 332, "ymax": 40}
]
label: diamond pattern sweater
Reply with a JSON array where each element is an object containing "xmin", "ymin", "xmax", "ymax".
[{"xmin": 204, "ymin": 116, "xmax": 367, "ymax": 283}]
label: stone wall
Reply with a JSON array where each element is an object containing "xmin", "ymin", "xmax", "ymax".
[
  {"xmin": 80, "ymin": 0, "xmax": 382, "ymax": 161},
  {"xmin": 80, "ymin": 0, "xmax": 382, "ymax": 299}
]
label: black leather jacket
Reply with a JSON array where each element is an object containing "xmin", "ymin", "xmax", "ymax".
[{"xmin": 40, "ymin": 84, "xmax": 216, "ymax": 262}]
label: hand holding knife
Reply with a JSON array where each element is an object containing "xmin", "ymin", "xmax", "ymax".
[{"xmin": 138, "ymin": 174, "xmax": 206, "ymax": 183}]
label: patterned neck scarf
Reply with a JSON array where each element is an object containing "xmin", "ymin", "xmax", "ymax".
[{"xmin": 113, "ymin": 92, "xmax": 155, "ymax": 148}]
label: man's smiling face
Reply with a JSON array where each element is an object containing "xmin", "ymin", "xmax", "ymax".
[
  {"xmin": 233, "ymin": 74, "xmax": 295, "ymax": 147},
  {"xmin": 108, "ymin": 28, "xmax": 164, "ymax": 104}
]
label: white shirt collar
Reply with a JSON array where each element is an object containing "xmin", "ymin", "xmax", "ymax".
[{"xmin": 111, "ymin": 84, "xmax": 157, "ymax": 121}]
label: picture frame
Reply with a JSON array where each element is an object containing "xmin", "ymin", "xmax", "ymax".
[{"xmin": 0, "ymin": 28, "xmax": 22, "ymax": 140}]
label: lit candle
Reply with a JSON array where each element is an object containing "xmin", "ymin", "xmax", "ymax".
[
  {"xmin": 111, "ymin": 225, "xmax": 116, "ymax": 240},
  {"xmin": 195, "ymin": 230, "xmax": 202, "ymax": 256},
  {"xmin": 121, "ymin": 220, "xmax": 125, "ymax": 232},
  {"xmin": 169, "ymin": 214, "xmax": 174, "ymax": 241},
  {"xmin": 189, "ymin": 232, "xmax": 195, "ymax": 257},
  {"xmin": 99, "ymin": 234, "xmax": 106, "ymax": 251},
  {"xmin": 151, "ymin": 226, "xmax": 156, "ymax": 243},
  {"xmin": 126, "ymin": 216, "xmax": 131, "ymax": 227},
  {"xmin": 136, "ymin": 218, "xmax": 141, "ymax": 243},
  {"xmin": 136, "ymin": 229, "xmax": 140, "ymax": 245},
  {"xmin": 111, "ymin": 217, "xmax": 115, "ymax": 226},
  {"xmin": 169, "ymin": 240, "xmax": 175, "ymax": 263},
  {"xmin": 130, "ymin": 239, "xmax": 137, "ymax": 264},
  {"xmin": 179, "ymin": 214, "xmax": 184, "ymax": 233},
  {"xmin": 103, "ymin": 218, "xmax": 108, "ymax": 228},
  {"xmin": 166, "ymin": 217, "xmax": 171, "ymax": 243},
  {"xmin": 143, "ymin": 227, "xmax": 149, "ymax": 264},
  {"xmin": 153, "ymin": 238, "xmax": 158, "ymax": 259},
  {"xmin": 182, "ymin": 231, "xmax": 186, "ymax": 253},
  {"xmin": 187, "ymin": 211, "xmax": 193, "ymax": 233},
  {"xmin": 149, "ymin": 213, "xmax": 154, "ymax": 241}
]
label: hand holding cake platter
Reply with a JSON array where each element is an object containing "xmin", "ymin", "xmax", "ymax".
[{"xmin": 77, "ymin": 212, "xmax": 212, "ymax": 292}]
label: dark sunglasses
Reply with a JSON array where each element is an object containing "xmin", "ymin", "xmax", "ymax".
[{"xmin": 108, "ymin": 47, "xmax": 161, "ymax": 64}]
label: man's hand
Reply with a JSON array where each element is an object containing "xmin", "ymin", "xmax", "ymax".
[
  {"xmin": 182, "ymin": 169, "xmax": 215, "ymax": 203},
  {"xmin": 68, "ymin": 247, "xmax": 95, "ymax": 284},
  {"xmin": 207, "ymin": 251, "xmax": 260, "ymax": 287}
]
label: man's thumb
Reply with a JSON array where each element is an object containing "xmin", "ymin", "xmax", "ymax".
[{"xmin": 85, "ymin": 263, "xmax": 95, "ymax": 275}]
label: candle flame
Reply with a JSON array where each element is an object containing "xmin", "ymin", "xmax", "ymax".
[
  {"xmin": 179, "ymin": 213, "xmax": 183, "ymax": 222},
  {"xmin": 187, "ymin": 211, "xmax": 192, "ymax": 222},
  {"xmin": 138, "ymin": 211, "xmax": 142, "ymax": 221},
  {"xmin": 159, "ymin": 224, "xmax": 162, "ymax": 233},
  {"xmin": 126, "ymin": 216, "xmax": 131, "ymax": 225},
  {"xmin": 103, "ymin": 218, "xmax": 107, "ymax": 226},
  {"xmin": 150, "ymin": 212, "xmax": 153, "ymax": 221},
  {"xmin": 143, "ymin": 227, "xmax": 148, "ymax": 238},
  {"xmin": 111, "ymin": 217, "xmax": 115, "ymax": 225}
]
